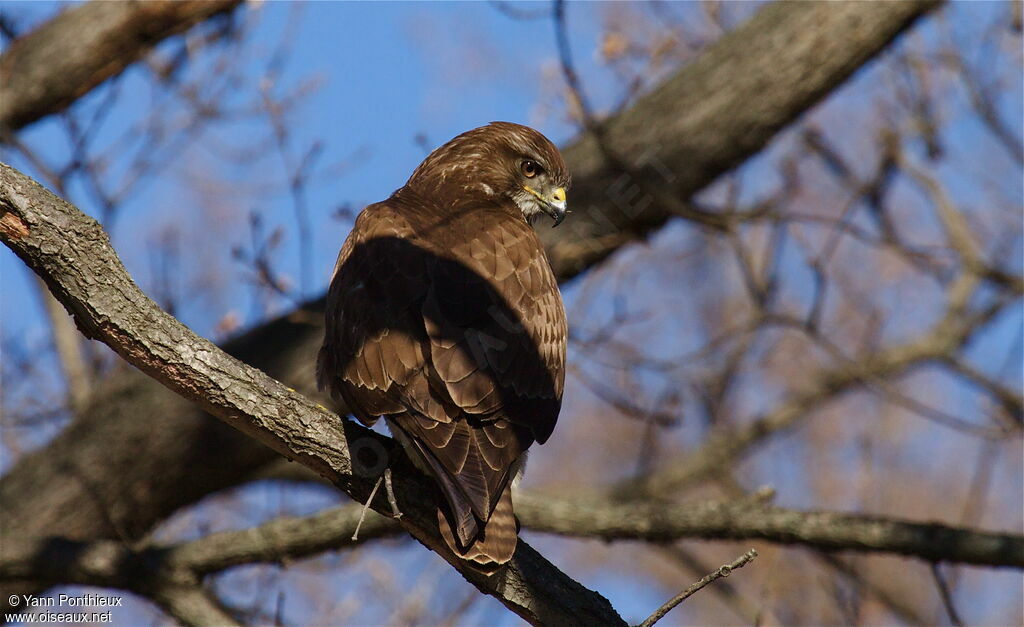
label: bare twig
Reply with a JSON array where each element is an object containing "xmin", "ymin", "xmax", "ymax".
[
  {"xmin": 943, "ymin": 47, "xmax": 1024, "ymax": 165},
  {"xmin": 541, "ymin": 0, "xmax": 943, "ymax": 277},
  {"xmin": 0, "ymin": 162, "xmax": 626, "ymax": 627},
  {"xmin": 930, "ymin": 563, "xmax": 964, "ymax": 626},
  {"xmin": 637, "ymin": 549, "xmax": 758, "ymax": 627},
  {"xmin": 663, "ymin": 546, "xmax": 763, "ymax": 624},
  {"xmin": 33, "ymin": 276, "xmax": 92, "ymax": 411},
  {"xmin": 0, "ymin": 2, "xmax": 957, "ymax": 622}
]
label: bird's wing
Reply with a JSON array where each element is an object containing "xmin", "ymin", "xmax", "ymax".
[
  {"xmin": 317, "ymin": 203, "xmax": 451, "ymax": 425},
  {"xmin": 319, "ymin": 201, "xmax": 566, "ymax": 541},
  {"xmin": 404, "ymin": 206, "xmax": 565, "ymax": 528},
  {"xmin": 388, "ymin": 412, "xmax": 523, "ymax": 546},
  {"xmin": 422, "ymin": 206, "xmax": 566, "ymax": 442}
]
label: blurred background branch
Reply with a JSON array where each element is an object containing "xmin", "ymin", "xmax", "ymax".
[{"xmin": 2, "ymin": 0, "xmax": 1020, "ymax": 624}]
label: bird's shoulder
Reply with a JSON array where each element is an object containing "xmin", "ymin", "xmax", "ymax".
[{"xmin": 322, "ymin": 194, "xmax": 565, "ymax": 440}]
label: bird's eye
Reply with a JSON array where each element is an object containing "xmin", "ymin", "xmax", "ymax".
[{"xmin": 521, "ymin": 160, "xmax": 542, "ymax": 178}]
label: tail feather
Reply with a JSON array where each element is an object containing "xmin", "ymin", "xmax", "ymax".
[{"xmin": 439, "ymin": 485, "xmax": 517, "ymax": 568}]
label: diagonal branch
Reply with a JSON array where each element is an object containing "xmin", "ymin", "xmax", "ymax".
[
  {"xmin": 0, "ymin": 163, "xmax": 625, "ymax": 626},
  {"xmin": 0, "ymin": 0, "xmax": 945, "ymax": 611},
  {"xmin": 0, "ymin": 0, "xmax": 242, "ymax": 134},
  {"xmin": 638, "ymin": 549, "xmax": 759, "ymax": 627},
  {"xmin": 540, "ymin": 0, "xmax": 943, "ymax": 277}
]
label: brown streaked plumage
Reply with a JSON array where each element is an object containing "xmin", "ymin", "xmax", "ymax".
[{"xmin": 317, "ymin": 122, "xmax": 569, "ymax": 567}]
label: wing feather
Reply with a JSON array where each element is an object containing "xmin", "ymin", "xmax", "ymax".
[{"xmin": 318, "ymin": 198, "xmax": 566, "ymax": 553}]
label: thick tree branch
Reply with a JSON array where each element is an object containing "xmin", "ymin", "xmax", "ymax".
[
  {"xmin": 0, "ymin": 0, "xmax": 944, "ymax": 613},
  {"xmin": 0, "ymin": 504, "xmax": 400, "ymax": 626},
  {"xmin": 0, "ymin": 0, "xmax": 242, "ymax": 133},
  {"xmin": 7, "ymin": 492, "xmax": 1017, "ymax": 598},
  {"xmin": 0, "ymin": 163, "xmax": 625, "ymax": 626},
  {"xmin": 171, "ymin": 505, "xmax": 394, "ymax": 575},
  {"xmin": 0, "ymin": 535, "xmax": 242, "ymax": 627},
  {"xmin": 199, "ymin": 469, "xmax": 1024, "ymax": 570},
  {"xmin": 515, "ymin": 495, "xmax": 1024, "ymax": 569},
  {"xmin": 7, "ymin": 490, "xmax": 1017, "ymax": 626},
  {"xmin": 540, "ymin": 0, "xmax": 942, "ymax": 277}
]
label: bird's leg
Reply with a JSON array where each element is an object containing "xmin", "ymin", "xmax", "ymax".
[
  {"xmin": 351, "ymin": 473, "xmax": 384, "ymax": 541},
  {"xmin": 350, "ymin": 466, "xmax": 404, "ymax": 541},
  {"xmin": 383, "ymin": 466, "xmax": 402, "ymax": 519}
]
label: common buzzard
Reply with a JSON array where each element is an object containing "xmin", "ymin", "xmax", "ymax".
[{"xmin": 318, "ymin": 121, "xmax": 569, "ymax": 567}]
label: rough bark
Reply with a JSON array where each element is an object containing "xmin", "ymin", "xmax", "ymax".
[
  {"xmin": 8, "ymin": 495, "xmax": 1017, "ymax": 597},
  {"xmin": 514, "ymin": 496, "xmax": 1024, "ymax": 569},
  {"xmin": 0, "ymin": 0, "xmax": 943, "ymax": 615},
  {"xmin": 0, "ymin": 0, "xmax": 242, "ymax": 134},
  {"xmin": 0, "ymin": 163, "xmax": 625, "ymax": 626}
]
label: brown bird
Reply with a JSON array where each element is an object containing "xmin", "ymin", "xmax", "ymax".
[{"xmin": 317, "ymin": 122, "xmax": 569, "ymax": 567}]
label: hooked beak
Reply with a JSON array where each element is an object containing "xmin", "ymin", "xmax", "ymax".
[{"xmin": 525, "ymin": 186, "xmax": 568, "ymax": 227}]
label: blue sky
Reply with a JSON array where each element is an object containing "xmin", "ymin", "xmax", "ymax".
[
  {"xmin": 0, "ymin": 2, "xmax": 659, "ymax": 623},
  {"xmin": 2, "ymin": 1, "xmax": 1022, "ymax": 625},
  {"xmin": 1, "ymin": 1, "xmax": 610, "ymax": 341}
]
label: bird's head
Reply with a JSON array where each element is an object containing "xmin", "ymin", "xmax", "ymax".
[{"xmin": 405, "ymin": 121, "xmax": 571, "ymax": 227}]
